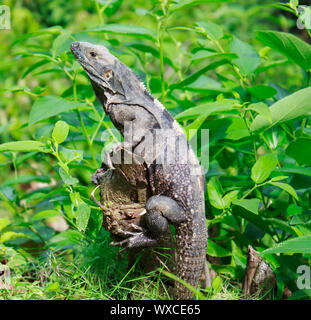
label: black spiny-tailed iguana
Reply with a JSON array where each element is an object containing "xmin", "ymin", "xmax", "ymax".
[{"xmin": 71, "ymin": 41, "xmax": 209, "ymax": 299}]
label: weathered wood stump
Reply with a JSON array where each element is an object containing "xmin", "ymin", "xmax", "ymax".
[{"xmin": 91, "ymin": 149, "xmax": 176, "ymax": 280}]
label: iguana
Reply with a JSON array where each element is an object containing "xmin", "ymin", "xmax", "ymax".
[{"xmin": 71, "ymin": 41, "xmax": 209, "ymax": 299}]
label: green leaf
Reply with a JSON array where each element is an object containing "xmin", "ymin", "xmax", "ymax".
[
  {"xmin": 183, "ymin": 75, "xmax": 225, "ymax": 92},
  {"xmin": 31, "ymin": 210, "xmax": 61, "ymax": 222},
  {"xmin": 265, "ymin": 218, "xmax": 298, "ymax": 236},
  {"xmin": 286, "ymin": 138, "xmax": 311, "ymax": 166},
  {"xmin": 75, "ymin": 203, "xmax": 91, "ymax": 232},
  {"xmin": 269, "ymin": 181, "xmax": 298, "ymax": 201},
  {"xmin": 196, "ymin": 21, "xmax": 223, "ymax": 40},
  {"xmin": 169, "ymin": 59, "xmax": 229, "ymax": 91},
  {"xmin": 52, "ymin": 31, "xmax": 72, "ymax": 57},
  {"xmin": 224, "ymin": 117, "xmax": 250, "ymax": 140},
  {"xmin": 48, "ymin": 230, "xmax": 83, "ymax": 247},
  {"xmin": 0, "ymin": 141, "xmax": 49, "ymax": 153},
  {"xmin": 232, "ymin": 201, "xmax": 271, "ymax": 235},
  {"xmin": 29, "ymin": 96, "xmax": 85, "ymax": 125},
  {"xmin": 207, "ymin": 177, "xmax": 225, "ymax": 209},
  {"xmin": 127, "ymin": 43, "xmax": 177, "ymax": 70},
  {"xmin": 232, "ymin": 198, "xmax": 260, "ymax": 214},
  {"xmin": 230, "ymin": 36, "xmax": 261, "ymax": 76},
  {"xmin": 0, "ymin": 232, "xmax": 28, "ymax": 243},
  {"xmin": 222, "ymin": 190, "xmax": 240, "ymax": 209},
  {"xmin": 175, "ymin": 100, "xmax": 238, "ymax": 120},
  {"xmin": 11, "ymin": 26, "xmax": 63, "ymax": 47},
  {"xmin": 207, "ymin": 240, "xmax": 231, "ymax": 257},
  {"xmin": 87, "ymin": 24, "xmax": 156, "ymax": 40},
  {"xmin": 251, "ymin": 153, "xmax": 278, "ymax": 184},
  {"xmin": 46, "ymin": 282, "xmax": 60, "ymax": 293},
  {"xmin": 0, "ymin": 218, "xmax": 10, "ymax": 232},
  {"xmin": 276, "ymin": 165, "xmax": 311, "ymax": 177},
  {"xmin": 191, "ymin": 50, "xmax": 238, "ymax": 62},
  {"xmin": 59, "ymin": 167, "xmax": 79, "ymax": 185},
  {"xmin": 270, "ymin": 176, "xmax": 288, "ymax": 182},
  {"xmin": 256, "ymin": 30, "xmax": 311, "ymax": 70},
  {"xmin": 52, "ymin": 120, "xmax": 69, "ymax": 144},
  {"xmin": 171, "ymin": 0, "xmax": 232, "ymax": 11},
  {"xmin": 247, "ymin": 102, "xmax": 272, "ymax": 123},
  {"xmin": 262, "ymin": 235, "xmax": 311, "ymax": 254},
  {"xmin": 247, "ymin": 85, "xmax": 277, "ymax": 100},
  {"xmin": 22, "ymin": 60, "xmax": 50, "ymax": 78},
  {"xmin": 287, "ymin": 204, "xmax": 303, "ymax": 217},
  {"xmin": 250, "ymin": 87, "xmax": 311, "ymax": 132}
]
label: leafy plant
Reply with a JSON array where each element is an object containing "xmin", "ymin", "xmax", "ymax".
[{"xmin": 1, "ymin": 0, "xmax": 311, "ymax": 300}]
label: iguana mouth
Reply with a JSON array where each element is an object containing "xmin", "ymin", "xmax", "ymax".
[{"xmin": 70, "ymin": 42, "xmax": 116, "ymax": 94}]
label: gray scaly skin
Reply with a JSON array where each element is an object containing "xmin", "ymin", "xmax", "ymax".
[{"xmin": 71, "ymin": 42, "xmax": 208, "ymax": 299}]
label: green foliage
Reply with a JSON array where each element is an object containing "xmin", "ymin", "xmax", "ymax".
[{"xmin": 1, "ymin": 0, "xmax": 311, "ymax": 300}]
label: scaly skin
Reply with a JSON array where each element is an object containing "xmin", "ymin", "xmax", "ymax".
[{"xmin": 71, "ymin": 41, "xmax": 208, "ymax": 299}]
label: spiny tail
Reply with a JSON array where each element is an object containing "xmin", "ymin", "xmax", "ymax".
[{"xmin": 175, "ymin": 224, "xmax": 207, "ymax": 299}]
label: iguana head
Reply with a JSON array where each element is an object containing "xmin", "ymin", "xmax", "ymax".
[{"xmin": 71, "ymin": 41, "xmax": 147, "ymax": 109}]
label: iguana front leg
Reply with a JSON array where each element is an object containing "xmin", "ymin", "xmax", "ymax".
[
  {"xmin": 111, "ymin": 195, "xmax": 186, "ymax": 252},
  {"xmin": 103, "ymin": 103, "xmax": 157, "ymax": 169}
]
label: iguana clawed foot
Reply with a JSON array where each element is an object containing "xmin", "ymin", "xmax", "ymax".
[
  {"xmin": 110, "ymin": 230, "xmax": 158, "ymax": 254},
  {"xmin": 110, "ymin": 195, "xmax": 186, "ymax": 255}
]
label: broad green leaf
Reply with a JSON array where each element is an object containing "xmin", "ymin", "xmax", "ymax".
[
  {"xmin": 207, "ymin": 177, "xmax": 225, "ymax": 209},
  {"xmin": 222, "ymin": 190, "xmax": 240, "ymax": 208},
  {"xmin": 52, "ymin": 31, "xmax": 72, "ymax": 57},
  {"xmin": 11, "ymin": 26, "xmax": 63, "ymax": 47},
  {"xmin": 232, "ymin": 201, "xmax": 271, "ymax": 234},
  {"xmin": 184, "ymin": 75, "xmax": 226, "ymax": 92},
  {"xmin": 262, "ymin": 235, "xmax": 311, "ymax": 254},
  {"xmin": 232, "ymin": 198, "xmax": 260, "ymax": 214},
  {"xmin": 251, "ymin": 153, "xmax": 278, "ymax": 184},
  {"xmin": 0, "ymin": 218, "xmax": 10, "ymax": 232},
  {"xmin": 48, "ymin": 230, "xmax": 82, "ymax": 247},
  {"xmin": 169, "ymin": 59, "xmax": 229, "ymax": 91},
  {"xmin": 224, "ymin": 117, "xmax": 250, "ymax": 140},
  {"xmin": 59, "ymin": 167, "xmax": 79, "ymax": 185},
  {"xmin": 250, "ymin": 87, "xmax": 311, "ymax": 132},
  {"xmin": 255, "ymin": 59, "xmax": 289, "ymax": 74},
  {"xmin": 230, "ymin": 36, "xmax": 261, "ymax": 76},
  {"xmin": 0, "ymin": 141, "xmax": 49, "ymax": 153},
  {"xmin": 171, "ymin": 0, "xmax": 232, "ymax": 11},
  {"xmin": 175, "ymin": 100, "xmax": 238, "ymax": 120},
  {"xmin": 247, "ymin": 85, "xmax": 277, "ymax": 100},
  {"xmin": 31, "ymin": 210, "xmax": 61, "ymax": 222},
  {"xmin": 127, "ymin": 43, "xmax": 177, "ymax": 70},
  {"xmin": 0, "ymin": 232, "xmax": 27, "ymax": 243},
  {"xmin": 276, "ymin": 165, "xmax": 311, "ymax": 177},
  {"xmin": 265, "ymin": 218, "xmax": 298, "ymax": 236},
  {"xmin": 29, "ymin": 96, "xmax": 85, "ymax": 125},
  {"xmin": 75, "ymin": 203, "xmax": 91, "ymax": 232},
  {"xmin": 196, "ymin": 21, "xmax": 223, "ymax": 40},
  {"xmin": 22, "ymin": 60, "xmax": 50, "ymax": 78},
  {"xmin": 52, "ymin": 120, "xmax": 69, "ymax": 144},
  {"xmin": 270, "ymin": 176, "xmax": 288, "ymax": 182},
  {"xmin": 256, "ymin": 30, "xmax": 311, "ymax": 70},
  {"xmin": 191, "ymin": 50, "xmax": 238, "ymax": 62},
  {"xmin": 287, "ymin": 204, "xmax": 303, "ymax": 217},
  {"xmin": 87, "ymin": 24, "xmax": 155, "ymax": 40},
  {"xmin": 286, "ymin": 138, "xmax": 311, "ymax": 166},
  {"xmin": 247, "ymin": 102, "xmax": 272, "ymax": 123},
  {"xmin": 2, "ymin": 175, "xmax": 50, "ymax": 188},
  {"xmin": 269, "ymin": 181, "xmax": 298, "ymax": 201}
]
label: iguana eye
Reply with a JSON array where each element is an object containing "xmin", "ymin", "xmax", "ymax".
[
  {"xmin": 105, "ymin": 70, "xmax": 113, "ymax": 80},
  {"xmin": 90, "ymin": 51, "xmax": 97, "ymax": 58}
]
